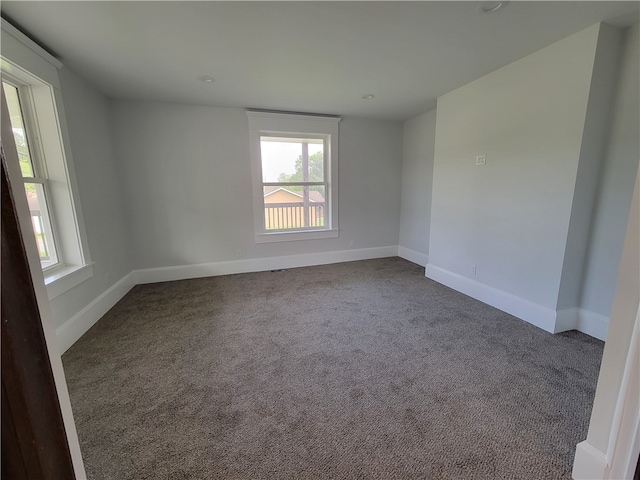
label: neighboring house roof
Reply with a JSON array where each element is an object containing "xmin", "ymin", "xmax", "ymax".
[{"xmin": 264, "ymin": 186, "xmax": 324, "ymax": 203}]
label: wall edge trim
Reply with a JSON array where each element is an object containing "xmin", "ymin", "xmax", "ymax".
[
  {"xmin": 133, "ymin": 246, "xmax": 399, "ymax": 285},
  {"xmin": 58, "ymin": 257, "xmax": 609, "ymax": 353},
  {"xmin": 54, "ymin": 272, "xmax": 136, "ymax": 354},
  {"xmin": 425, "ymin": 263, "xmax": 559, "ymax": 333},
  {"xmin": 577, "ymin": 309, "xmax": 610, "ymax": 341},
  {"xmin": 556, "ymin": 307, "xmax": 580, "ymax": 333},
  {"xmin": 397, "ymin": 246, "xmax": 429, "ymax": 267},
  {"xmin": 57, "ymin": 247, "xmax": 399, "ymax": 351},
  {"xmin": 572, "ymin": 440, "xmax": 608, "ymax": 480}
]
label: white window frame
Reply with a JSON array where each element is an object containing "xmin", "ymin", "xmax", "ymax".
[
  {"xmin": 3, "ymin": 76, "xmax": 61, "ymax": 270},
  {"xmin": 247, "ymin": 110, "xmax": 340, "ymax": 243},
  {"xmin": 2, "ymin": 19, "xmax": 93, "ymax": 299}
]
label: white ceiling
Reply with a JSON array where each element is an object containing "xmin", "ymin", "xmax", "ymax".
[{"xmin": 2, "ymin": 1, "xmax": 638, "ymax": 121}]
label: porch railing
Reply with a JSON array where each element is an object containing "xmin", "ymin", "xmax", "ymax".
[{"xmin": 264, "ymin": 202, "xmax": 325, "ymax": 230}]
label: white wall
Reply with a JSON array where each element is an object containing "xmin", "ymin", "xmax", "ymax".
[
  {"xmin": 110, "ymin": 101, "xmax": 403, "ymax": 270},
  {"xmin": 49, "ymin": 68, "xmax": 132, "ymax": 329},
  {"xmin": 1, "ymin": 21, "xmax": 135, "ymax": 477},
  {"xmin": 399, "ymin": 109, "xmax": 436, "ymax": 265},
  {"xmin": 428, "ymin": 24, "xmax": 601, "ymax": 318},
  {"xmin": 583, "ymin": 20, "xmax": 640, "ymax": 457},
  {"xmin": 557, "ymin": 24, "xmax": 622, "ymax": 311},
  {"xmin": 573, "ymin": 157, "xmax": 639, "ymax": 479},
  {"xmin": 579, "ymin": 22, "xmax": 640, "ymax": 319},
  {"xmin": 1, "ymin": 21, "xmax": 132, "ymax": 333}
]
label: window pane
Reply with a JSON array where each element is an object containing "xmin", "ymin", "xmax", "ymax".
[
  {"xmin": 263, "ymin": 185, "xmax": 326, "ymax": 230},
  {"xmin": 2, "ymin": 82, "xmax": 35, "ymax": 178},
  {"xmin": 24, "ymin": 182, "xmax": 58, "ymax": 269},
  {"xmin": 260, "ymin": 136, "xmax": 324, "ymax": 183}
]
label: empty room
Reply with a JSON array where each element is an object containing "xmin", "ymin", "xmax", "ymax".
[{"xmin": 1, "ymin": 1, "xmax": 639, "ymax": 479}]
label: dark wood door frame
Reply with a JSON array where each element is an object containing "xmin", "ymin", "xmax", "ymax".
[{"xmin": 1, "ymin": 137, "xmax": 76, "ymax": 476}]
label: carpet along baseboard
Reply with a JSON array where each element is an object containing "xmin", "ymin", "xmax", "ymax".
[
  {"xmin": 56, "ymin": 247, "xmax": 398, "ymax": 352},
  {"xmin": 55, "ymin": 272, "xmax": 136, "ymax": 354},
  {"xmin": 133, "ymin": 246, "xmax": 399, "ymax": 285},
  {"xmin": 425, "ymin": 264, "xmax": 559, "ymax": 333},
  {"xmin": 397, "ymin": 246, "xmax": 429, "ymax": 267},
  {"xmin": 555, "ymin": 308, "xmax": 609, "ymax": 340},
  {"xmin": 57, "ymin": 253, "xmax": 610, "ymax": 352},
  {"xmin": 425, "ymin": 265, "xmax": 610, "ymax": 340}
]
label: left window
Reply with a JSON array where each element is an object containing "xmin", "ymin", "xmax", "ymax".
[
  {"xmin": 2, "ymin": 19, "xmax": 93, "ymax": 298},
  {"xmin": 3, "ymin": 80, "xmax": 59, "ymax": 269}
]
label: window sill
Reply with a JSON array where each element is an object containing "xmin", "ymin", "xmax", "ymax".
[
  {"xmin": 45, "ymin": 262, "xmax": 94, "ymax": 300},
  {"xmin": 255, "ymin": 229, "xmax": 339, "ymax": 244}
]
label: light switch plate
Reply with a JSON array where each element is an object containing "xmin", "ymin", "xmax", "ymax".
[{"xmin": 476, "ymin": 154, "xmax": 487, "ymax": 166}]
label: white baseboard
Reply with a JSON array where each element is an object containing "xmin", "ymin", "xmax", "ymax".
[
  {"xmin": 573, "ymin": 441, "xmax": 608, "ymax": 480},
  {"xmin": 556, "ymin": 307, "xmax": 580, "ymax": 333},
  {"xmin": 425, "ymin": 264, "xmax": 559, "ymax": 333},
  {"xmin": 555, "ymin": 308, "xmax": 609, "ymax": 340},
  {"xmin": 425, "ymin": 264, "xmax": 610, "ymax": 340},
  {"xmin": 55, "ymin": 272, "xmax": 136, "ymax": 354},
  {"xmin": 577, "ymin": 310, "xmax": 609, "ymax": 341},
  {"xmin": 56, "ymin": 253, "xmax": 608, "ymax": 352},
  {"xmin": 56, "ymin": 247, "xmax": 397, "ymax": 351},
  {"xmin": 397, "ymin": 246, "xmax": 429, "ymax": 267},
  {"xmin": 134, "ymin": 246, "xmax": 398, "ymax": 285}
]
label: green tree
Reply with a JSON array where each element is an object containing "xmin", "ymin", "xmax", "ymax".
[{"xmin": 278, "ymin": 151, "xmax": 323, "ymax": 185}]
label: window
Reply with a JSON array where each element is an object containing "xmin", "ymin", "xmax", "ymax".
[
  {"xmin": 3, "ymin": 80, "xmax": 59, "ymax": 269},
  {"xmin": 247, "ymin": 111, "xmax": 340, "ymax": 243},
  {"xmin": 261, "ymin": 135, "xmax": 327, "ymax": 231},
  {"xmin": 2, "ymin": 19, "xmax": 92, "ymax": 299}
]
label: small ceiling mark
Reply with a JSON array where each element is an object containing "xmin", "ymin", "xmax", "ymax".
[{"xmin": 477, "ymin": 2, "xmax": 506, "ymax": 14}]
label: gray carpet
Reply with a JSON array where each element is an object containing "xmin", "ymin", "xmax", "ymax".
[{"xmin": 62, "ymin": 257, "xmax": 603, "ymax": 479}]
